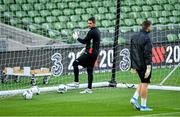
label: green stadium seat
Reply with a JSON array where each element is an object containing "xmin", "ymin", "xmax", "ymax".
[
  {"xmin": 34, "ymin": 17, "xmax": 45, "ymax": 23},
  {"xmin": 131, "ymin": 6, "xmax": 142, "ymax": 12},
  {"xmin": 109, "ymin": 7, "xmax": 116, "ymax": 13},
  {"xmin": 58, "ymin": 16, "xmax": 69, "ymax": 22},
  {"xmin": 136, "ymin": 18, "xmax": 145, "ymax": 25},
  {"xmin": 61, "ymin": 29, "xmax": 72, "ymax": 36},
  {"xmin": 63, "ymin": 9, "xmax": 74, "ymax": 15},
  {"xmin": 103, "ymin": 1, "xmax": 115, "ymax": 7},
  {"xmin": 27, "ymin": 0, "xmax": 38, "ymax": 3},
  {"xmin": 28, "ymin": 11, "xmax": 39, "ymax": 17},
  {"xmin": 34, "ymin": 4, "xmax": 45, "ymax": 10},
  {"xmin": 22, "ymin": 4, "xmax": 34, "ymax": 11},
  {"xmin": 125, "ymin": 0, "xmax": 136, "ymax": 6},
  {"xmin": 42, "ymin": 23, "xmax": 53, "ymax": 30},
  {"xmin": 81, "ymin": 14, "xmax": 91, "ymax": 21},
  {"xmin": 98, "ymin": 7, "xmax": 108, "ymax": 14},
  {"xmin": 148, "ymin": 18, "xmax": 159, "ymax": 24},
  {"xmin": 120, "ymin": 13, "xmax": 129, "ymax": 19},
  {"xmin": 124, "ymin": 19, "xmax": 136, "ymax": 26},
  {"xmin": 10, "ymin": 4, "xmax": 21, "ymax": 11},
  {"xmin": 164, "ymin": 4, "xmax": 174, "ymax": 11},
  {"xmin": 4, "ymin": 12, "xmax": 14, "ymax": 18},
  {"xmin": 57, "ymin": 3, "xmax": 68, "ymax": 9},
  {"xmin": 16, "ymin": 11, "xmax": 27, "ymax": 18},
  {"xmin": 129, "ymin": 12, "xmax": 140, "ymax": 19},
  {"xmin": 75, "ymin": 9, "xmax": 85, "ymax": 15},
  {"xmin": 69, "ymin": 2, "xmax": 79, "ymax": 8},
  {"xmin": 151, "ymin": 11, "xmax": 162, "ymax": 17},
  {"xmin": 132, "ymin": 26, "xmax": 141, "ymax": 32},
  {"xmin": 168, "ymin": 0, "xmax": 178, "ymax": 4},
  {"xmin": 51, "ymin": 10, "xmax": 63, "ymax": 16},
  {"xmin": 120, "ymin": 20, "xmax": 125, "ymax": 26},
  {"xmin": 174, "ymin": 4, "xmax": 180, "ymax": 10},
  {"xmin": 159, "ymin": 17, "xmax": 169, "ymax": 24},
  {"xmin": 142, "ymin": 6, "xmax": 152, "ymax": 11},
  {"xmin": 16, "ymin": 0, "xmax": 27, "ymax": 4},
  {"xmin": 91, "ymin": 1, "xmax": 102, "ymax": 7},
  {"xmin": 156, "ymin": 0, "xmax": 168, "ymax": 4},
  {"xmin": 169, "ymin": 17, "xmax": 179, "ymax": 23},
  {"xmin": 70, "ymin": 15, "xmax": 81, "ymax": 22},
  {"xmin": 40, "ymin": 10, "xmax": 51, "ymax": 17},
  {"xmin": 135, "ymin": 0, "xmax": 146, "ymax": 5},
  {"xmin": 39, "ymin": 0, "xmax": 50, "ymax": 3},
  {"xmin": 10, "ymin": 18, "xmax": 21, "ymax": 26},
  {"xmin": 0, "ymin": 5, "xmax": 8, "ymax": 12},
  {"xmin": 146, "ymin": 0, "xmax": 157, "ymax": 5},
  {"xmin": 86, "ymin": 8, "xmax": 97, "ymax": 14},
  {"xmin": 167, "ymin": 34, "xmax": 178, "ymax": 42},
  {"xmin": 22, "ymin": 17, "xmax": 33, "ymax": 24},
  {"xmin": 78, "ymin": 22, "xmax": 87, "ymax": 28},
  {"xmin": 140, "ymin": 12, "xmax": 152, "ymax": 18},
  {"xmin": 46, "ymin": 3, "xmax": 57, "ymax": 9},
  {"xmin": 46, "ymin": 16, "xmax": 57, "ymax": 23},
  {"xmin": 121, "ymin": 6, "xmax": 131, "ymax": 12},
  {"xmin": 152, "ymin": 5, "xmax": 163, "ymax": 11},
  {"xmin": 3, "ymin": 0, "xmax": 14, "ymax": 4},
  {"xmin": 79, "ymin": 2, "xmax": 91, "ymax": 8},
  {"xmin": 162, "ymin": 11, "xmax": 171, "ymax": 17},
  {"xmin": 101, "ymin": 20, "xmax": 113, "ymax": 27},
  {"xmin": 172, "ymin": 11, "xmax": 180, "ymax": 16},
  {"xmin": 105, "ymin": 13, "xmax": 115, "ymax": 20},
  {"xmin": 48, "ymin": 30, "xmax": 58, "ymax": 38},
  {"xmin": 66, "ymin": 22, "xmax": 76, "ymax": 29},
  {"xmin": 52, "ymin": 0, "xmax": 61, "ymax": 3},
  {"xmin": 54, "ymin": 22, "xmax": 66, "ymax": 30},
  {"xmin": 120, "ymin": 27, "xmax": 131, "ymax": 33},
  {"xmin": 94, "ymin": 14, "xmax": 105, "ymax": 20},
  {"xmin": 178, "ymin": 34, "xmax": 180, "ymax": 40}
]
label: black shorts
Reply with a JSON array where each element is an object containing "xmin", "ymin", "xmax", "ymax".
[
  {"xmin": 137, "ymin": 69, "xmax": 152, "ymax": 83},
  {"xmin": 76, "ymin": 53, "xmax": 98, "ymax": 68}
]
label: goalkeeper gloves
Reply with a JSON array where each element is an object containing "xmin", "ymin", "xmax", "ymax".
[
  {"xmin": 72, "ymin": 32, "xmax": 79, "ymax": 40},
  {"xmin": 144, "ymin": 65, "xmax": 151, "ymax": 78},
  {"xmin": 131, "ymin": 68, "xmax": 137, "ymax": 74}
]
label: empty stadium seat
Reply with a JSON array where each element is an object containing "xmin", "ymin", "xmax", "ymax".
[
  {"xmin": 16, "ymin": 11, "xmax": 27, "ymax": 18},
  {"xmin": 101, "ymin": 20, "xmax": 113, "ymax": 27},
  {"xmin": 105, "ymin": 13, "xmax": 115, "ymax": 20},
  {"xmin": 75, "ymin": 9, "xmax": 85, "ymax": 15},
  {"xmin": 136, "ymin": 18, "xmax": 145, "ymax": 25},
  {"xmin": 16, "ymin": 0, "xmax": 27, "ymax": 4},
  {"xmin": 135, "ymin": 0, "xmax": 146, "ymax": 5},
  {"xmin": 39, "ymin": 0, "xmax": 50, "ymax": 3},
  {"xmin": 159, "ymin": 17, "xmax": 169, "ymax": 24},
  {"xmin": 109, "ymin": 7, "xmax": 116, "ymax": 13},
  {"xmin": 86, "ymin": 8, "xmax": 97, "ymax": 14},
  {"xmin": 131, "ymin": 6, "xmax": 142, "ymax": 12},
  {"xmin": 142, "ymin": 6, "xmax": 153, "ymax": 11},
  {"xmin": 22, "ymin": 17, "xmax": 33, "ymax": 24},
  {"xmin": 146, "ymin": 0, "xmax": 158, "ymax": 5},
  {"xmin": 46, "ymin": 16, "xmax": 57, "ymax": 23},
  {"xmin": 51, "ymin": 10, "xmax": 62, "ymax": 16},
  {"xmin": 27, "ymin": 0, "xmax": 38, "ymax": 3},
  {"xmin": 168, "ymin": 0, "xmax": 178, "ymax": 4},
  {"xmin": 34, "ymin": 3, "xmax": 45, "ymax": 10},
  {"xmin": 121, "ymin": 6, "xmax": 131, "ymax": 12},
  {"xmin": 53, "ymin": 22, "xmax": 66, "ymax": 30},
  {"xmin": 129, "ymin": 12, "xmax": 141, "ymax": 19},
  {"xmin": 69, "ymin": 2, "xmax": 79, "ymax": 8},
  {"xmin": 79, "ymin": 2, "xmax": 91, "ymax": 8},
  {"xmin": 28, "ymin": 11, "xmax": 39, "ymax": 17},
  {"xmin": 164, "ymin": 4, "xmax": 174, "ymax": 11},
  {"xmin": 172, "ymin": 11, "xmax": 180, "ymax": 16},
  {"xmin": 175, "ymin": 4, "xmax": 180, "ymax": 10},
  {"xmin": 3, "ymin": 0, "xmax": 15, "ymax": 4},
  {"xmin": 151, "ymin": 11, "xmax": 162, "ymax": 17},
  {"xmin": 22, "ymin": 4, "xmax": 34, "ymax": 11},
  {"xmin": 169, "ymin": 17, "xmax": 179, "ymax": 23},
  {"xmin": 46, "ymin": 3, "xmax": 57, "ymax": 10},
  {"xmin": 10, "ymin": 4, "xmax": 21, "ymax": 11},
  {"xmin": 162, "ymin": 11, "xmax": 171, "ymax": 17},
  {"xmin": 91, "ymin": 1, "xmax": 102, "ymax": 7},
  {"xmin": 40, "ymin": 10, "xmax": 51, "ymax": 17},
  {"xmin": 157, "ymin": 0, "xmax": 168, "ymax": 4},
  {"xmin": 0, "ymin": 5, "xmax": 8, "ymax": 12},
  {"xmin": 3, "ymin": 12, "xmax": 14, "ymax": 18},
  {"xmin": 140, "ymin": 12, "xmax": 152, "ymax": 18},
  {"xmin": 167, "ymin": 34, "xmax": 178, "ymax": 42},
  {"xmin": 81, "ymin": 14, "xmax": 91, "ymax": 21},
  {"xmin": 42, "ymin": 23, "xmax": 53, "ymax": 30},
  {"xmin": 152, "ymin": 5, "xmax": 163, "ymax": 11},
  {"xmin": 124, "ymin": 19, "xmax": 136, "ymax": 26},
  {"xmin": 57, "ymin": 3, "xmax": 68, "ymax": 9},
  {"xmin": 103, "ymin": 1, "xmax": 114, "ymax": 7},
  {"xmin": 66, "ymin": 22, "xmax": 76, "ymax": 29},
  {"xmin": 98, "ymin": 7, "xmax": 108, "ymax": 14},
  {"xmin": 58, "ymin": 16, "xmax": 69, "ymax": 22},
  {"xmin": 34, "ymin": 17, "xmax": 45, "ymax": 24},
  {"xmin": 63, "ymin": 9, "xmax": 74, "ymax": 15},
  {"xmin": 70, "ymin": 15, "xmax": 81, "ymax": 22},
  {"xmin": 148, "ymin": 18, "xmax": 159, "ymax": 24},
  {"xmin": 78, "ymin": 22, "xmax": 87, "ymax": 28}
]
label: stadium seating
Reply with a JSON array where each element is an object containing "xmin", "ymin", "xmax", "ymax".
[{"xmin": 0, "ymin": 0, "xmax": 179, "ymax": 43}]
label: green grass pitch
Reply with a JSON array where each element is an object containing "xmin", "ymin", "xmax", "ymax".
[
  {"xmin": 0, "ymin": 68, "xmax": 180, "ymax": 116},
  {"xmin": 0, "ymin": 88, "xmax": 180, "ymax": 116}
]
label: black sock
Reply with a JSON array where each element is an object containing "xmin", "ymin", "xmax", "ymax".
[{"xmin": 87, "ymin": 67, "xmax": 93, "ymax": 89}]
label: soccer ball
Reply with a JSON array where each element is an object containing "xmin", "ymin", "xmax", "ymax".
[
  {"xmin": 22, "ymin": 90, "xmax": 33, "ymax": 100},
  {"xmin": 30, "ymin": 86, "xmax": 40, "ymax": 95},
  {"xmin": 57, "ymin": 84, "xmax": 67, "ymax": 93}
]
